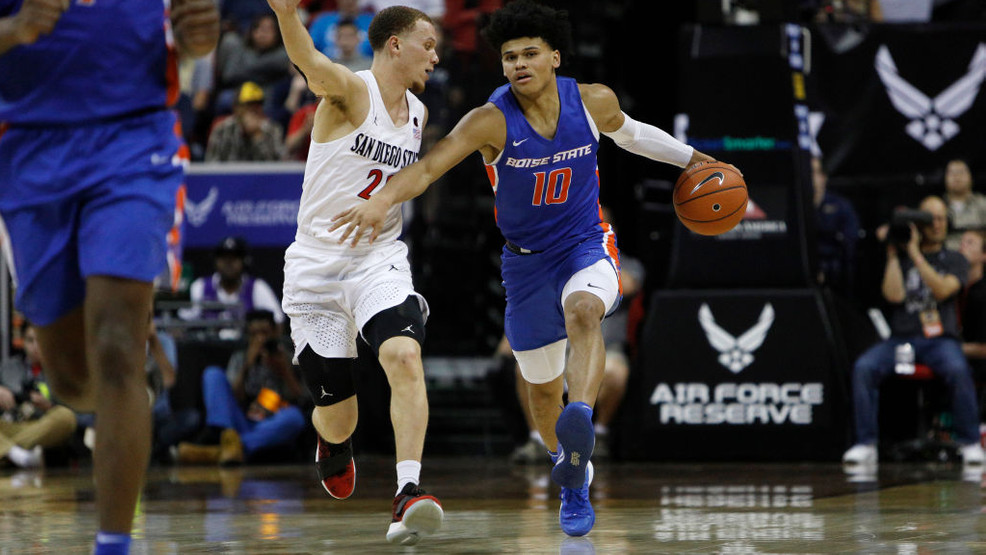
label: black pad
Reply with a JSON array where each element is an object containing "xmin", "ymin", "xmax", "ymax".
[
  {"xmin": 361, "ymin": 296, "xmax": 426, "ymax": 356},
  {"xmin": 297, "ymin": 346, "xmax": 357, "ymax": 407}
]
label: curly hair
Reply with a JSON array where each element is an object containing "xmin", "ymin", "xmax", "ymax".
[
  {"xmin": 367, "ymin": 6, "xmax": 433, "ymax": 52},
  {"xmin": 480, "ymin": 0, "xmax": 572, "ymax": 56}
]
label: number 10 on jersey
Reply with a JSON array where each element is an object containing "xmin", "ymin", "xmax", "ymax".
[{"xmin": 531, "ymin": 168, "xmax": 572, "ymax": 206}]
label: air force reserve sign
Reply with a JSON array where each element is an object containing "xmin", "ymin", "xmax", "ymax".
[{"xmin": 625, "ymin": 289, "xmax": 850, "ymax": 462}]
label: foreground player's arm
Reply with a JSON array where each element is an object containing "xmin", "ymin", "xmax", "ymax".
[
  {"xmin": 0, "ymin": 0, "xmax": 68, "ymax": 56},
  {"xmin": 331, "ymin": 104, "xmax": 505, "ymax": 245},
  {"xmin": 268, "ymin": 0, "xmax": 360, "ymax": 99},
  {"xmin": 581, "ymin": 83, "xmax": 715, "ymax": 168},
  {"xmin": 171, "ymin": 0, "xmax": 220, "ymax": 59}
]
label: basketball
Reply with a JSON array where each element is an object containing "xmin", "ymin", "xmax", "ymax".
[{"xmin": 673, "ymin": 161, "xmax": 748, "ymax": 236}]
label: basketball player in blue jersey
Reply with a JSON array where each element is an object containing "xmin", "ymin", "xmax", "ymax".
[
  {"xmin": 332, "ymin": 0, "xmax": 731, "ymax": 537},
  {"xmin": 0, "ymin": 1, "xmax": 218, "ymax": 553}
]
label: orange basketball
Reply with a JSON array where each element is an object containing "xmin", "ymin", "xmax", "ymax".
[{"xmin": 673, "ymin": 161, "xmax": 747, "ymax": 236}]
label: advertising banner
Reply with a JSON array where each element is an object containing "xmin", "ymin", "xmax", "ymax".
[
  {"xmin": 624, "ymin": 289, "xmax": 851, "ymax": 461},
  {"xmin": 183, "ymin": 163, "xmax": 304, "ymax": 248},
  {"xmin": 811, "ymin": 23, "xmax": 986, "ymax": 178}
]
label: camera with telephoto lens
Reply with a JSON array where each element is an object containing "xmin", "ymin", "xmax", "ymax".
[{"xmin": 888, "ymin": 208, "xmax": 934, "ymax": 246}]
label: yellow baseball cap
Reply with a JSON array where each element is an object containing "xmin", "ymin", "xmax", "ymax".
[{"xmin": 237, "ymin": 81, "xmax": 264, "ymax": 105}]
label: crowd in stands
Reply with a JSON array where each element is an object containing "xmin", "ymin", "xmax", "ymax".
[{"xmin": 176, "ymin": 0, "xmax": 503, "ymax": 163}]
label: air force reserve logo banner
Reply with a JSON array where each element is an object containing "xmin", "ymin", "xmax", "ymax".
[
  {"xmin": 876, "ymin": 44, "xmax": 986, "ymax": 151},
  {"xmin": 627, "ymin": 290, "xmax": 850, "ymax": 461},
  {"xmin": 811, "ymin": 24, "xmax": 986, "ymax": 176}
]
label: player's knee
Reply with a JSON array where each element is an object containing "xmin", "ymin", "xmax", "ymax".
[
  {"xmin": 528, "ymin": 381, "xmax": 561, "ymax": 410},
  {"xmin": 379, "ymin": 339, "xmax": 423, "ymax": 378},
  {"xmin": 564, "ymin": 296, "xmax": 604, "ymax": 333},
  {"xmin": 88, "ymin": 324, "xmax": 144, "ymax": 384}
]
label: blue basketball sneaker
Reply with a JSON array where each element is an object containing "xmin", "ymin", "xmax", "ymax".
[
  {"xmin": 552, "ymin": 402, "xmax": 595, "ymax": 489},
  {"xmin": 559, "ymin": 460, "xmax": 594, "ymax": 537}
]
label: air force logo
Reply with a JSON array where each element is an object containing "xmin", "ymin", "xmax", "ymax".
[
  {"xmin": 698, "ymin": 303, "xmax": 775, "ymax": 374},
  {"xmin": 876, "ymin": 43, "xmax": 986, "ymax": 151},
  {"xmin": 185, "ymin": 187, "xmax": 219, "ymax": 227}
]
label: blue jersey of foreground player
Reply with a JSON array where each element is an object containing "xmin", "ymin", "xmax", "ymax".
[
  {"xmin": 0, "ymin": 0, "xmax": 184, "ymax": 327},
  {"xmin": 486, "ymin": 76, "xmax": 621, "ymax": 352},
  {"xmin": 0, "ymin": 0, "xmax": 180, "ymax": 125},
  {"xmin": 486, "ymin": 76, "xmax": 614, "ymax": 254}
]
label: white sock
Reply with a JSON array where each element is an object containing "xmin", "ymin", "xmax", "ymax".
[
  {"xmin": 396, "ymin": 460, "xmax": 421, "ymax": 496},
  {"xmin": 8, "ymin": 445, "xmax": 42, "ymax": 468}
]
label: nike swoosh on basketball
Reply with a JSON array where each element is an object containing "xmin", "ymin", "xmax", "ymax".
[
  {"xmin": 690, "ymin": 171, "xmax": 725, "ymax": 195},
  {"xmin": 512, "ymin": 138, "xmax": 529, "ymax": 147}
]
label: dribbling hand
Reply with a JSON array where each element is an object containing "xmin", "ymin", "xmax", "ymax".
[{"xmin": 330, "ymin": 198, "xmax": 388, "ymax": 247}]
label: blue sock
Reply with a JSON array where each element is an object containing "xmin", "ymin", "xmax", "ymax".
[{"xmin": 93, "ymin": 531, "xmax": 131, "ymax": 555}]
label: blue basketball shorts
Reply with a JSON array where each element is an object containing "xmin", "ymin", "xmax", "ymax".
[
  {"xmin": 0, "ymin": 110, "xmax": 183, "ymax": 326},
  {"xmin": 501, "ymin": 233, "xmax": 621, "ymax": 352}
]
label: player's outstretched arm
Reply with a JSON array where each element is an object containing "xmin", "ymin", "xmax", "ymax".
[
  {"xmin": 268, "ymin": 0, "xmax": 359, "ymax": 99},
  {"xmin": 331, "ymin": 103, "xmax": 505, "ymax": 246},
  {"xmin": 171, "ymin": 0, "xmax": 220, "ymax": 59},
  {"xmin": 580, "ymin": 82, "xmax": 717, "ymax": 169},
  {"xmin": 0, "ymin": 0, "xmax": 68, "ymax": 55}
]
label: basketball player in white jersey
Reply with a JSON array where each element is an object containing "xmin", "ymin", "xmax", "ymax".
[{"xmin": 268, "ymin": 0, "xmax": 442, "ymax": 545}]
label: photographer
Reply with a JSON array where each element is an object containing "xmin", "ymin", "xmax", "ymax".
[
  {"xmin": 176, "ymin": 310, "xmax": 306, "ymax": 465},
  {"xmin": 843, "ymin": 196, "xmax": 983, "ymax": 467}
]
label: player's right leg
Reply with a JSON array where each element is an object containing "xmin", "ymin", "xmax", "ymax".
[
  {"xmin": 282, "ymin": 236, "xmax": 364, "ymax": 499},
  {"xmin": 297, "ymin": 347, "xmax": 359, "ymax": 499}
]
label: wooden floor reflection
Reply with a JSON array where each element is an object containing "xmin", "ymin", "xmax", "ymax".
[{"xmin": 2, "ymin": 457, "xmax": 986, "ymax": 553}]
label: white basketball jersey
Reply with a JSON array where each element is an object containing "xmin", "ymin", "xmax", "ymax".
[{"xmin": 295, "ymin": 70, "xmax": 426, "ymax": 246}]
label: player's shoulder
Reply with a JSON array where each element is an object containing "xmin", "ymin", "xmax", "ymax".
[{"xmin": 577, "ymin": 82, "xmax": 618, "ymax": 103}]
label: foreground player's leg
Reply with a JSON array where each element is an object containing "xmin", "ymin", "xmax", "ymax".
[
  {"xmin": 298, "ymin": 349, "xmax": 358, "ymax": 499},
  {"xmin": 552, "ymin": 291, "xmax": 606, "ymax": 489},
  {"xmin": 377, "ymin": 336, "xmax": 443, "ymax": 545}
]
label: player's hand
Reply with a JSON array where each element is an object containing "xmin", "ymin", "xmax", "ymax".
[
  {"xmin": 171, "ymin": 0, "xmax": 220, "ymax": 58},
  {"xmin": 10, "ymin": 0, "xmax": 69, "ymax": 46},
  {"xmin": 266, "ymin": 0, "xmax": 302, "ymax": 15},
  {"xmin": 331, "ymin": 197, "xmax": 389, "ymax": 247}
]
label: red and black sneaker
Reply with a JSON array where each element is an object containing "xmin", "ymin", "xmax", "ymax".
[
  {"xmin": 385, "ymin": 483, "xmax": 444, "ymax": 545},
  {"xmin": 315, "ymin": 435, "xmax": 355, "ymax": 499}
]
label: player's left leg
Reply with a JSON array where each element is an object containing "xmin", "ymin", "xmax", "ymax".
[
  {"xmin": 362, "ymin": 297, "xmax": 443, "ymax": 545},
  {"xmin": 552, "ymin": 259, "xmax": 620, "ymax": 490},
  {"xmin": 86, "ymin": 276, "xmax": 155, "ymax": 535}
]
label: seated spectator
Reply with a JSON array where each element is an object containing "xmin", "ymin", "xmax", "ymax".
[
  {"xmin": 146, "ymin": 313, "xmax": 201, "ymax": 464},
  {"xmin": 843, "ymin": 196, "xmax": 983, "ymax": 468},
  {"xmin": 0, "ymin": 321, "xmax": 77, "ymax": 468},
  {"xmin": 943, "ymin": 159, "xmax": 986, "ymax": 251},
  {"xmin": 813, "ymin": 156, "xmax": 860, "ymax": 298},
  {"xmin": 179, "ymin": 236, "xmax": 286, "ymax": 340},
  {"xmin": 308, "ymin": 0, "xmax": 374, "ymax": 60},
  {"xmin": 214, "ymin": 13, "xmax": 292, "ymax": 120},
  {"xmin": 206, "ymin": 81, "xmax": 285, "ymax": 162},
  {"xmin": 957, "ymin": 230, "xmax": 986, "ymax": 414},
  {"xmin": 176, "ymin": 310, "xmax": 306, "ymax": 465}
]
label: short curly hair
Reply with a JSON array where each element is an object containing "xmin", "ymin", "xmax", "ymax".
[
  {"xmin": 481, "ymin": 1, "xmax": 572, "ymax": 56},
  {"xmin": 368, "ymin": 6, "xmax": 433, "ymax": 52}
]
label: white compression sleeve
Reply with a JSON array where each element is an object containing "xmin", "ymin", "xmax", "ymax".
[{"xmin": 601, "ymin": 112, "xmax": 694, "ymax": 168}]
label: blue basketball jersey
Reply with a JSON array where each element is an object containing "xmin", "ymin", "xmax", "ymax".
[
  {"xmin": 0, "ymin": 0, "xmax": 179, "ymax": 125},
  {"xmin": 486, "ymin": 76, "xmax": 609, "ymax": 253}
]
